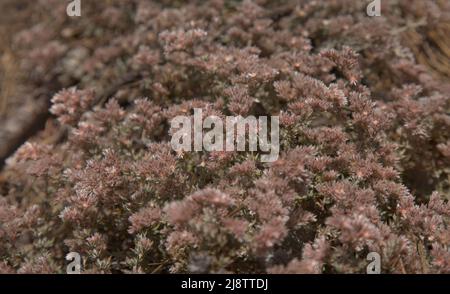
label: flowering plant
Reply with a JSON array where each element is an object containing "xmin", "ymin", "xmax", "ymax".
[{"xmin": 0, "ymin": 0, "xmax": 449, "ymax": 274}]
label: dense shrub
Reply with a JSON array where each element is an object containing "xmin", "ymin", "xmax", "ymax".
[{"xmin": 0, "ymin": 0, "xmax": 449, "ymax": 273}]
